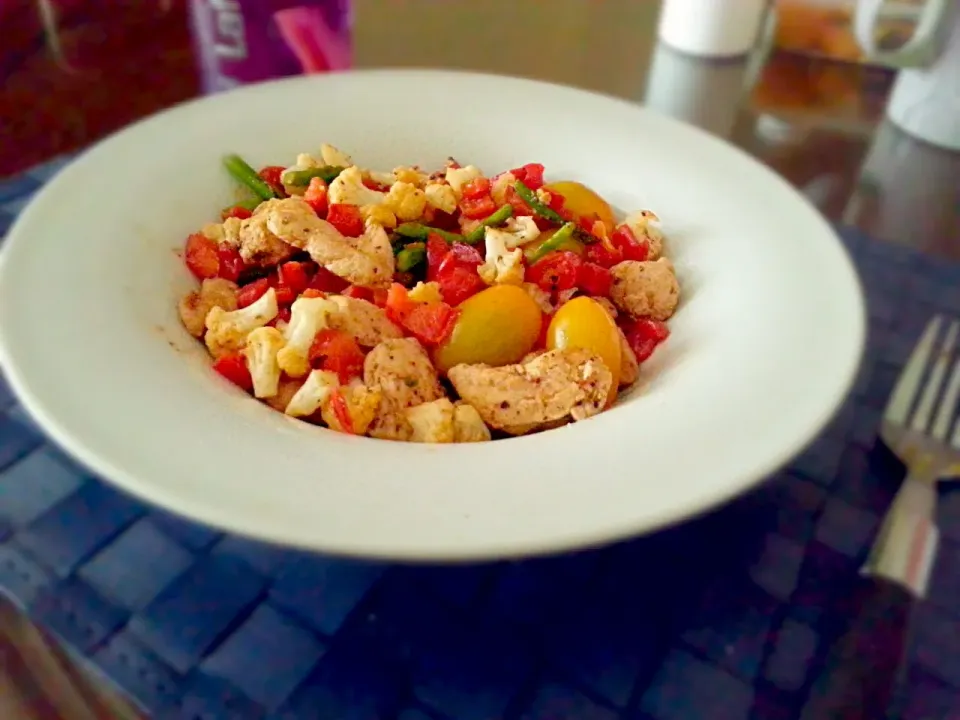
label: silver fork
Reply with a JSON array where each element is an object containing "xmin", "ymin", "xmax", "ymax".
[{"xmin": 801, "ymin": 314, "xmax": 954, "ymax": 720}]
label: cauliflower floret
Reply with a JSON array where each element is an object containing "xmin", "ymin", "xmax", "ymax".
[
  {"xmin": 284, "ymin": 369, "xmax": 339, "ymax": 418},
  {"xmin": 321, "ymin": 379, "xmax": 382, "ymax": 435},
  {"xmin": 294, "ymin": 153, "xmax": 322, "ymax": 169},
  {"xmin": 243, "ymin": 327, "xmax": 285, "ymax": 398},
  {"xmin": 328, "ymin": 166, "xmax": 399, "ymax": 228},
  {"xmin": 406, "ymin": 398, "xmax": 456, "ymax": 443},
  {"xmin": 445, "ymin": 165, "xmax": 482, "ymax": 197},
  {"xmin": 504, "ymin": 216, "xmax": 540, "ymax": 245},
  {"xmin": 202, "ymin": 217, "xmax": 243, "ymax": 249},
  {"xmin": 408, "ymin": 281, "xmax": 443, "ymax": 304},
  {"xmin": 454, "ymin": 402, "xmax": 492, "ymax": 442},
  {"xmin": 490, "ymin": 172, "xmax": 516, "ymax": 206},
  {"xmin": 405, "ymin": 398, "xmax": 492, "ymax": 443},
  {"xmin": 328, "ymin": 166, "xmax": 386, "ymax": 207},
  {"xmin": 394, "ymin": 166, "xmax": 428, "ymax": 187},
  {"xmin": 320, "ymin": 143, "xmax": 352, "ymax": 167},
  {"xmin": 383, "ymin": 182, "xmax": 427, "ymax": 222},
  {"xmin": 204, "ymin": 287, "xmax": 278, "ymax": 357},
  {"xmin": 478, "ymin": 227, "xmax": 525, "ymax": 286},
  {"xmin": 362, "ymin": 204, "xmax": 397, "ymax": 229},
  {"xmin": 276, "ymin": 295, "xmax": 338, "ymax": 378},
  {"xmin": 423, "ymin": 183, "xmax": 457, "ymax": 214}
]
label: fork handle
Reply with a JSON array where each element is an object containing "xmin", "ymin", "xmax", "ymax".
[
  {"xmin": 800, "ymin": 475, "xmax": 939, "ymax": 719},
  {"xmin": 799, "ymin": 575, "xmax": 913, "ymax": 720}
]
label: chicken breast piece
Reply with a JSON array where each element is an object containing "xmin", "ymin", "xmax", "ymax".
[
  {"xmin": 363, "ymin": 338, "xmax": 444, "ymax": 440},
  {"xmin": 404, "ymin": 398, "xmax": 492, "ymax": 443},
  {"xmin": 617, "ymin": 328, "xmax": 639, "ymax": 387},
  {"xmin": 263, "ymin": 197, "xmax": 395, "ymax": 289},
  {"xmin": 609, "ymin": 258, "xmax": 680, "ymax": 321},
  {"xmin": 327, "ymin": 295, "xmax": 403, "ymax": 347},
  {"xmin": 178, "ymin": 278, "xmax": 238, "ymax": 337},
  {"xmin": 225, "ymin": 205, "xmax": 297, "ymax": 267},
  {"xmin": 447, "ymin": 348, "xmax": 613, "ymax": 435}
]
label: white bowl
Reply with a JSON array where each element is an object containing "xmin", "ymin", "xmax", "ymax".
[{"xmin": 0, "ymin": 70, "xmax": 865, "ymax": 560}]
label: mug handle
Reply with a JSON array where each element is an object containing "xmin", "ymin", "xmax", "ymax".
[{"xmin": 853, "ymin": 0, "xmax": 952, "ymax": 66}]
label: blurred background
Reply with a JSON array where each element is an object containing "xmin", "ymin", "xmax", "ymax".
[{"xmin": 2, "ymin": 0, "xmax": 958, "ymax": 257}]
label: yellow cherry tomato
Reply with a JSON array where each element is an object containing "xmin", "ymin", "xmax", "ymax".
[
  {"xmin": 543, "ymin": 181, "xmax": 616, "ymax": 234},
  {"xmin": 547, "ymin": 296, "xmax": 621, "ymax": 405},
  {"xmin": 433, "ymin": 285, "xmax": 542, "ymax": 373},
  {"xmin": 522, "ymin": 227, "xmax": 585, "ymax": 263}
]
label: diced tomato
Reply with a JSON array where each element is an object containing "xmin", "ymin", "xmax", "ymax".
[
  {"xmin": 304, "ymin": 177, "xmax": 328, "ymax": 216},
  {"xmin": 384, "ymin": 283, "xmax": 459, "ymax": 343},
  {"xmin": 504, "ymin": 185, "xmax": 533, "ymax": 217},
  {"xmin": 426, "ymin": 233, "xmax": 449, "ymax": 281},
  {"xmin": 269, "ymin": 306, "xmax": 293, "ymax": 327},
  {"xmin": 545, "ymin": 190, "xmax": 571, "ymax": 217},
  {"xmin": 221, "ymin": 205, "xmax": 253, "ymax": 221},
  {"xmin": 307, "ymin": 266, "xmax": 350, "ymax": 293},
  {"xmin": 611, "ymin": 224, "xmax": 649, "ymax": 262},
  {"xmin": 342, "ymin": 285, "xmax": 374, "ymax": 302},
  {"xmin": 430, "ymin": 210, "xmax": 462, "ymax": 232},
  {"xmin": 301, "ymin": 288, "xmax": 326, "ymax": 299},
  {"xmin": 370, "ymin": 288, "xmax": 388, "ymax": 307},
  {"xmin": 184, "ymin": 233, "xmax": 220, "ymax": 280},
  {"xmin": 258, "ymin": 165, "xmax": 286, "ymax": 194},
  {"xmin": 459, "ymin": 194, "xmax": 497, "ymax": 220},
  {"xmin": 585, "ymin": 241, "xmax": 624, "ymax": 269},
  {"xmin": 623, "ymin": 318, "xmax": 670, "ymax": 362},
  {"xmin": 216, "ymin": 246, "xmax": 245, "ymax": 282},
  {"xmin": 212, "ymin": 354, "xmax": 253, "ymax": 391},
  {"xmin": 326, "ymin": 203, "xmax": 365, "ymax": 237},
  {"xmin": 236, "ymin": 277, "xmax": 270, "ymax": 308},
  {"xmin": 537, "ymin": 311, "xmax": 553, "ymax": 348},
  {"xmin": 273, "ymin": 284, "xmax": 296, "ymax": 306},
  {"xmin": 461, "ymin": 177, "xmax": 491, "ymax": 200},
  {"xmin": 309, "ymin": 328, "xmax": 365, "ymax": 384},
  {"xmin": 278, "ymin": 261, "xmax": 310, "ymax": 295},
  {"xmin": 385, "ymin": 283, "xmax": 416, "ymax": 325},
  {"xmin": 437, "ymin": 242, "xmax": 483, "ymax": 277},
  {"xmin": 577, "ymin": 261, "xmax": 613, "ymax": 297},
  {"xmin": 437, "ymin": 266, "xmax": 485, "ymax": 306},
  {"xmin": 402, "ymin": 301, "xmax": 459, "ymax": 345},
  {"xmin": 511, "ymin": 163, "xmax": 545, "ymax": 191},
  {"xmin": 330, "ymin": 389, "xmax": 355, "ymax": 434},
  {"xmin": 527, "ymin": 251, "xmax": 582, "ymax": 293},
  {"xmin": 362, "ymin": 177, "xmax": 390, "ymax": 192}
]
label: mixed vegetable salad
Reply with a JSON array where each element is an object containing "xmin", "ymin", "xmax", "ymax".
[{"xmin": 177, "ymin": 145, "xmax": 680, "ymax": 442}]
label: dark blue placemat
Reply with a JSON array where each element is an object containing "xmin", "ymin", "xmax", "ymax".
[{"xmin": 1, "ymin": 159, "xmax": 958, "ymax": 720}]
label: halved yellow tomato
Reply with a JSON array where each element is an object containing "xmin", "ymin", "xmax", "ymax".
[
  {"xmin": 543, "ymin": 181, "xmax": 616, "ymax": 234},
  {"xmin": 433, "ymin": 285, "xmax": 542, "ymax": 373},
  {"xmin": 546, "ymin": 296, "xmax": 621, "ymax": 405}
]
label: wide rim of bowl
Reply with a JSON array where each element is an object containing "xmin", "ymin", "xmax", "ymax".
[{"xmin": 0, "ymin": 69, "xmax": 867, "ymax": 560}]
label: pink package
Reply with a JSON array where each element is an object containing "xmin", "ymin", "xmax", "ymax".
[{"xmin": 188, "ymin": 0, "xmax": 352, "ymax": 93}]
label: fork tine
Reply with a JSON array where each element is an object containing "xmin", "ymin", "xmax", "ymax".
[
  {"xmin": 914, "ymin": 319, "xmax": 958, "ymax": 434},
  {"xmin": 933, "ymin": 323, "xmax": 960, "ymax": 441},
  {"xmin": 885, "ymin": 315, "xmax": 941, "ymax": 428}
]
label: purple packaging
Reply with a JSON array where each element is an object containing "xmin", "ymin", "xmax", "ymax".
[{"xmin": 188, "ymin": 0, "xmax": 353, "ymax": 94}]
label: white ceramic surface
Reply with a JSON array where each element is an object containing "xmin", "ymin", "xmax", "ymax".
[
  {"xmin": 0, "ymin": 70, "xmax": 866, "ymax": 560},
  {"xmin": 855, "ymin": 0, "xmax": 960, "ymax": 150},
  {"xmin": 657, "ymin": 0, "xmax": 770, "ymax": 57}
]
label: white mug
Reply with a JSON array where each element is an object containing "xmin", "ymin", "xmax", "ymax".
[
  {"xmin": 855, "ymin": 0, "xmax": 960, "ymax": 150},
  {"xmin": 657, "ymin": 0, "xmax": 772, "ymax": 58}
]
